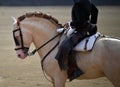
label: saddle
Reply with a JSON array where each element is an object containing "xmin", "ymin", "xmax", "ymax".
[
  {"xmin": 74, "ymin": 32, "xmax": 100, "ymax": 52},
  {"xmin": 57, "ymin": 28, "xmax": 100, "ymax": 51}
]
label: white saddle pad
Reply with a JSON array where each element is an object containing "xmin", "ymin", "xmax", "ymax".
[{"xmin": 74, "ymin": 32, "xmax": 100, "ymax": 51}]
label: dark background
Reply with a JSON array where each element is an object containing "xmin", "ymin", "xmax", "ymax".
[{"xmin": 0, "ymin": 0, "xmax": 120, "ymax": 6}]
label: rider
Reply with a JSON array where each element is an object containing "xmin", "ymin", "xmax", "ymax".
[{"xmin": 55, "ymin": 0, "xmax": 98, "ymax": 81}]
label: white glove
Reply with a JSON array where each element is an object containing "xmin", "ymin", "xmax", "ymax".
[
  {"xmin": 57, "ymin": 28, "xmax": 65, "ymax": 33},
  {"xmin": 67, "ymin": 28, "xmax": 75, "ymax": 37}
]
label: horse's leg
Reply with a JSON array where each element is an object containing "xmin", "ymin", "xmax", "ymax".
[
  {"xmin": 53, "ymin": 78, "xmax": 66, "ymax": 87},
  {"xmin": 52, "ymin": 72, "xmax": 67, "ymax": 87}
]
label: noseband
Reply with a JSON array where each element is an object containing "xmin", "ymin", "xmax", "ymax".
[{"xmin": 13, "ymin": 27, "xmax": 29, "ymax": 53}]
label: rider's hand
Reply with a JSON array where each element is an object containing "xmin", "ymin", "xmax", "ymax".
[
  {"xmin": 57, "ymin": 28, "xmax": 65, "ymax": 33},
  {"xmin": 64, "ymin": 22, "xmax": 70, "ymax": 29}
]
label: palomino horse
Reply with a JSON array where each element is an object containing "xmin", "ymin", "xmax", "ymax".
[{"xmin": 12, "ymin": 12, "xmax": 120, "ymax": 87}]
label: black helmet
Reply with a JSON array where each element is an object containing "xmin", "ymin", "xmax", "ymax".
[{"xmin": 73, "ymin": 0, "xmax": 91, "ymax": 3}]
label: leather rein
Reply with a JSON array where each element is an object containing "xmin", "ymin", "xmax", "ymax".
[{"xmin": 28, "ymin": 32, "xmax": 62, "ymax": 70}]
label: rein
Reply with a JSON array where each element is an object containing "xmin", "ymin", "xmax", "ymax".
[
  {"xmin": 28, "ymin": 32, "xmax": 61, "ymax": 56},
  {"xmin": 28, "ymin": 32, "xmax": 62, "ymax": 70},
  {"xmin": 28, "ymin": 31, "xmax": 64, "ymax": 70}
]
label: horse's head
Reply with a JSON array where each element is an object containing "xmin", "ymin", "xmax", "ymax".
[
  {"xmin": 12, "ymin": 16, "xmax": 33, "ymax": 59},
  {"xmin": 12, "ymin": 12, "xmax": 62, "ymax": 59}
]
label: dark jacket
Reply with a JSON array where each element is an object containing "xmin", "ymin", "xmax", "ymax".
[{"xmin": 70, "ymin": 0, "xmax": 98, "ymax": 30}]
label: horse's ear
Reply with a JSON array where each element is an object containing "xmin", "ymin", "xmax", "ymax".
[{"xmin": 11, "ymin": 16, "xmax": 17, "ymax": 25}]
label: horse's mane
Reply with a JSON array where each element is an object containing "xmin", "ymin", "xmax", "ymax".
[{"xmin": 17, "ymin": 11, "xmax": 62, "ymax": 27}]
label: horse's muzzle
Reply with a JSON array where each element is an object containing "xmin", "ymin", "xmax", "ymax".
[{"xmin": 16, "ymin": 49, "xmax": 28, "ymax": 59}]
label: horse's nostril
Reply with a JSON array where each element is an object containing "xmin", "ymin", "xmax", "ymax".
[{"xmin": 18, "ymin": 54, "xmax": 21, "ymax": 58}]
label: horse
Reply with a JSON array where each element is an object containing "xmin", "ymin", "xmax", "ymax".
[{"xmin": 12, "ymin": 12, "xmax": 120, "ymax": 87}]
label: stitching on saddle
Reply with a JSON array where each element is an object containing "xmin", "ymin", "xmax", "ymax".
[{"xmin": 17, "ymin": 11, "xmax": 62, "ymax": 27}]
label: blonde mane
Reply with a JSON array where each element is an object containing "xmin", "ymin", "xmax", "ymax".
[{"xmin": 17, "ymin": 11, "xmax": 62, "ymax": 27}]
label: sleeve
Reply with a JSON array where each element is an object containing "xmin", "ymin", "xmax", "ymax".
[{"xmin": 90, "ymin": 3, "xmax": 98, "ymax": 24}]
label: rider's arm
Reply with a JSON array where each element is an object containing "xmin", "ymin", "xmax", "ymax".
[{"xmin": 90, "ymin": 3, "xmax": 98, "ymax": 24}]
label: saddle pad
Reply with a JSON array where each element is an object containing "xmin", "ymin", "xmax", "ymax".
[{"xmin": 74, "ymin": 32, "xmax": 100, "ymax": 51}]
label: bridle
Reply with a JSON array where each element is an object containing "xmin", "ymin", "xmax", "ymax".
[{"xmin": 13, "ymin": 27, "xmax": 29, "ymax": 54}]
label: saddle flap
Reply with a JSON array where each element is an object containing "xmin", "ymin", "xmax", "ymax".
[{"xmin": 74, "ymin": 32, "xmax": 100, "ymax": 51}]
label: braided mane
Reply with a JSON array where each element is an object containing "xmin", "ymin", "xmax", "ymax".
[{"xmin": 17, "ymin": 11, "xmax": 62, "ymax": 27}]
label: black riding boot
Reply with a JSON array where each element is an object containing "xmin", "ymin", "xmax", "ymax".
[
  {"xmin": 67, "ymin": 51, "xmax": 84, "ymax": 81},
  {"xmin": 70, "ymin": 68, "xmax": 84, "ymax": 81}
]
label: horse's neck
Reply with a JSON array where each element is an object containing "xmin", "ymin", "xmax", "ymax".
[{"xmin": 30, "ymin": 18, "xmax": 59, "ymax": 58}]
